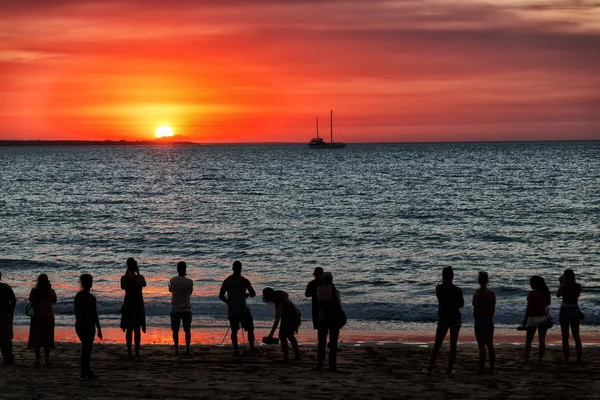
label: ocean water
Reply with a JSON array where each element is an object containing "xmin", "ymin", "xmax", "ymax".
[{"xmin": 1, "ymin": 142, "xmax": 599, "ymax": 330}]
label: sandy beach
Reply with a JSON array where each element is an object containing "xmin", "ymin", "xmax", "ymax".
[{"xmin": 1, "ymin": 340, "xmax": 599, "ymax": 399}]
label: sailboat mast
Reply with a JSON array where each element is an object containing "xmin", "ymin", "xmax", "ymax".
[
  {"xmin": 316, "ymin": 118, "xmax": 319, "ymax": 138},
  {"xmin": 330, "ymin": 109, "xmax": 333, "ymax": 144}
]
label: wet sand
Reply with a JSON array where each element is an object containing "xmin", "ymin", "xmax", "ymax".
[{"xmin": 1, "ymin": 340, "xmax": 598, "ymax": 399}]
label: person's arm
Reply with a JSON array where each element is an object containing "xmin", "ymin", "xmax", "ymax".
[
  {"xmin": 74, "ymin": 293, "xmax": 82, "ymax": 320},
  {"xmin": 557, "ymin": 285, "xmax": 563, "ymax": 298},
  {"xmin": 472, "ymin": 292, "xmax": 482, "ymax": 315},
  {"xmin": 457, "ymin": 288, "xmax": 465, "ymax": 309},
  {"xmin": 189, "ymin": 280, "xmax": 193, "ymax": 295},
  {"xmin": 268, "ymin": 303, "xmax": 283, "ymax": 338},
  {"xmin": 52, "ymin": 289, "xmax": 57, "ymax": 304},
  {"xmin": 9, "ymin": 287, "xmax": 16, "ymax": 312},
  {"xmin": 93, "ymin": 295, "xmax": 102, "ymax": 339},
  {"xmin": 246, "ymin": 280, "xmax": 256, "ymax": 298},
  {"xmin": 336, "ymin": 290, "xmax": 342, "ymax": 306},
  {"xmin": 137, "ymin": 275, "xmax": 147, "ymax": 288},
  {"xmin": 305, "ymin": 282, "xmax": 314, "ymax": 298},
  {"xmin": 121, "ymin": 276, "xmax": 127, "ymax": 290},
  {"xmin": 219, "ymin": 281, "xmax": 228, "ymax": 304}
]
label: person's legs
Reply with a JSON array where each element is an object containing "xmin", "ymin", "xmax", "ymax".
[
  {"xmin": 524, "ymin": 328, "xmax": 536, "ymax": 361},
  {"xmin": 571, "ymin": 322, "xmax": 582, "ymax": 363},
  {"xmin": 329, "ymin": 328, "xmax": 340, "ymax": 371},
  {"xmin": 34, "ymin": 347, "xmax": 41, "ymax": 365},
  {"xmin": 475, "ymin": 327, "xmax": 486, "ymax": 374},
  {"xmin": 1, "ymin": 341, "xmax": 14, "ymax": 365},
  {"xmin": 183, "ymin": 313, "xmax": 192, "ymax": 353},
  {"xmin": 171, "ymin": 313, "xmax": 180, "ymax": 354},
  {"xmin": 247, "ymin": 329, "xmax": 255, "ymax": 354},
  {"xmin": 317, "ymin": 325, "xmax": 327, "ymax": 369},
  {"xmin": 134, "ymin": 327, "xmax": 141, "ymax": 356},
  {"xmin": 279, "ymin": 331, "xmax": 290, "ymax": 361},
  {"xmin": 126, "ymin": 328, "xmax": 133, "ymax": 357},
  {"xmin": 538, "ymin": 327, "xmax": 547, "ymax": 363},
  {"xmin": 485, "ymin": 326, "xmax": 495, "ymax": 374},
  {"xmin": 427, "ymin": 325, "xmax": 449, "ymax": 372},
  {"xmin": 560, "ymin": 323, "xmax": 570, "ymax": 362},
  {"xmin": 448, "ymin": 325, "xmax": 461, "ymax": 373},
  {"xmin": 288, "ymin": 332, "xmax": 300, "ymax": 360},
  {"xmin": 44, "ymin": 347, "xmax": 51, "ymax": 364},
  {"xmin": 231, "ymin": 327, "xmax": 240, "ymax": 355}
]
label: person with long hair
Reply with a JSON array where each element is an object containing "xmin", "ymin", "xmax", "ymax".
[
  {"xmin": 557, "ymin": 269, "xmax": 582, "ymax": 363},
  {"xmin": 0, "ymin": 271, "xmax": 17, "ymax": 365},
  {"xmin": 424, "ymin": 267, "xmax": 464, "ymax": 375},
  {"xmin": 27, "ymin": 274, "xmax": 57, "ymax": 366},
  {"xmin": 74, "ymin": 274, "xmax": 102, "ymax": 379},
  {"xmin": 472, "ymin": 271, "xmax": 496, "ymax": 375},
  {"xmin": 316, "ymin": 272, "xmax": 346, "ymax": 372},
  {"xmin": 263, "ymin": 287, "xmax": 301, "ymax": 362},
  {"xmin": 524, "ymin": 275, "xmax": 551, "ymax": 363},
  {"xmin": 120, "ymin": 258, "xmax": 147, "ymax": 358}
]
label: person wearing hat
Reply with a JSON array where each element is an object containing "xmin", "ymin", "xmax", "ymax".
[{"xmin": 305, "ymin": 267, "xmax": 324, "ymax": 330}]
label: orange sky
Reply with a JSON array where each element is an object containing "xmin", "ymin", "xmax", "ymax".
[{"xmin": 0, "ymin": 0, "xmax": 599, "ymax": 142}]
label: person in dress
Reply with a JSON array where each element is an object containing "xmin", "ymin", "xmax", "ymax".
[
  {"xmin": 120, "ymin": 258, "xmax": 147, "ymax": 358},
  {"xmin": 472, "ymin": 271, "xmax": 496, "ymax": 375},
  {"xmin": 169, "ymin": 261, "xmax": 194, "ymax": 355},
  {"xmin": 524, "ymin": 275, "xmax": 551, "ymax": 363},
  {"xmin": 263, "ymin": 287, "xmax": 302, "ymax": 362},
  {"xmin": 316, "ymin": 272, "xmax": 346, "ymax": 372},
  {"xmin": 74, "ymin": 274, "xmax": 102, "ymax": 379},
  {"xmin": 557, "ymin": 269, "xmax": 583, "ymax": 363},
  {"xmin": 0, "ymin": 271, "xmax": 17, "ymax": 365},
  {"xmin": 219, "ymin": 261, "xmax": 256, "ymax": 356},
  {"xmin": 28, "ymin": 274, "xmax": 57, "ymax": 366},
  {"xmin": 305, "ymin": 267, "xmax": 324, "ymax": 331},
  {"xmin": 424, "ymin": 267, "xmax": 464, "ymax": 375}
]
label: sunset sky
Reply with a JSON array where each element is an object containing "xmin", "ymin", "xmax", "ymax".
[{"xmin": 1, "ymin": 0, "xmax": 599, "ymax": 143}]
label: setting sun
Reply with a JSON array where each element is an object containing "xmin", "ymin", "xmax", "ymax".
[{"xmin": 155, "ymin": 126, "xmax": 174, "ymax": 139}]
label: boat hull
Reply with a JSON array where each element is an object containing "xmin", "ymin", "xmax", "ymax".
[{"xmin": 308, "ymin": 143, "xmax": 347, "ymax": 149}]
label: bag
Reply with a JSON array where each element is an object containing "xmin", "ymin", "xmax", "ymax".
[
  {"xmin": 334, "ymin": 306, "xmax": 347, "ymax": 329},
  {"xmin": 25, "ymin": 301, "xmax": 35, "ymax": 318}
]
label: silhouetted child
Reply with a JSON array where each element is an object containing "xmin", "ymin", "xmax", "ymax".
[
  {"xmin": 120, "ymin": 258, "xmax": 147, "ymax": 358},
  {"xmin": 74, "ymin": 274, "xmax": 102, "ymax": 380},
  {"xmin": 263, "ymin": 287, "xmax": 301, "ymax": 362},
  {"xmin": 472, "ymin": 271, "xmax": 495, "ymax": 375},
  {"xmin": 424, "ymin": 267, "xmax": 464, "ymax": 375}
]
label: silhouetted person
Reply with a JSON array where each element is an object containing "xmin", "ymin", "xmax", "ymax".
[
  {"xmin": 524, "ymin": 275, "xmax": 551, "ymax": 363},
  {"xmin": 316, "ymin": 272, "xmax": 346, "ymax": 372},
  {"xmin": 305, "ymin": 267, "xmax": 324, "ymax": 330},
  {"xmin": 74, "ymin": 274, "xmax": 102, "ymax": 380},
  {"xmin": 169, "ymin": 261, "xmax": 194, "ymax": 355},
  {"xmin": 472, "ymin": 271, "xmax": 495, "ymax": 375},
  {"xmin": 425, "ymin": 267, "xmax": 464, "ymax": 375},
  {"xmin": 557, "ymin": 269, "xmax": 582, "ymax": 363},
  {"xmin": 28, "ymin": 274, "xmax": 57, "ymax": 366},
  {"xmin": 120, "ymin": 258, "xmax": 147, "ymax": 358},
  {"xmin": 219, "ymin": 261, "xmax": 256, "ymax": 356},
  {"xmin": 263, "ymin": 287, "xmax": 301, "ymax": 362},
  {"xmin": 0, "ymin": 271, "xmax": 17, "ymax": 365}
]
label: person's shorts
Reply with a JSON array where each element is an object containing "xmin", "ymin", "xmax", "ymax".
[
  {"xmin": 438, "ymin": 314, "xmax": 461, "ymax": 329},
  {"xmin": 170, "ymin": 312, "xmax": 192, "ymax": 332},
  {"xmin": 229, "ymin": 311, "xmax": 254, "ymax": 332},
  {"xmin": 527, "ymin": 316, "xmax": 548, "ymax": 328},
  {"xmin": 474, "ymin": 316, "xmax": 494, "ymax": 332},
  {"xmin": 559, "ymin": 306, "xmax": 580, "ymax": 325}
]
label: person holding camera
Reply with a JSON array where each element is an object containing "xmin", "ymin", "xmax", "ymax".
[{"xmin": 120, "ymin": 258, "xmax": 147, "ymax": 358}]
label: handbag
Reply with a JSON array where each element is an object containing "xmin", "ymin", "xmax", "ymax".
[{"xmin": 25, "ymin": 301, "xmax": 35, "ymax": 318}]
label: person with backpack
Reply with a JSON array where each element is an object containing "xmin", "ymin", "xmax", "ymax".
[
  {"xmin": 263, "ymin": 287, "xmax": 302, "ymax": 362},
  {"xmin": 316, "ymin": 272, "xmax": 346, "ymax": 372}
]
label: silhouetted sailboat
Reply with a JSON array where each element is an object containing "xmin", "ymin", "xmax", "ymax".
[{"xmin": 308, "ymin": 110, "xmax": 347, "ymax": 149}]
